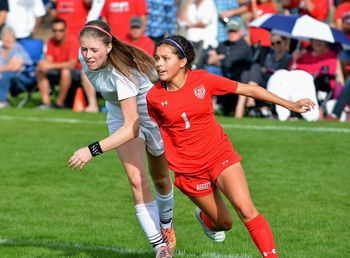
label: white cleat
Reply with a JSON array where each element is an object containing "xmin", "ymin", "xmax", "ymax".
[{"xmin": 195, "ymin": 207, "xmax": 225, "ymax": 242}]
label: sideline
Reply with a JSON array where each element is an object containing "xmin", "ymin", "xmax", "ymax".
[{"xmin": 1, "ymin": 114, "xmax": 349, "ymax": 134}]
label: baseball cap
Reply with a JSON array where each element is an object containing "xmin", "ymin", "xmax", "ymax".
[
  {"xmin": 130, "ymin": 16, "xmax": 142, "ymax": 28},
  {"xmin": 226, "ymin": 20, "xmax": 241, "ymax": 32}
]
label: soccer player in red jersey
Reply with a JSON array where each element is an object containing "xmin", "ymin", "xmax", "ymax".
[{"xmin": 146, "ymin": 35, "xmax": 316, "ymax": 258}]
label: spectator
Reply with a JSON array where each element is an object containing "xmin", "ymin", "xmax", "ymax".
[
  {"xmin": 36, "ymin": 18, "xmax": 80, "ymax": 108},
  {"xmin": 205, "ymin": 20, "xmax": 252, "ymax": 115},
  {"xmin": 101, "ymin": 0, "xmax": 147, "ymax": 39},
  {"xmin": 6, "ymin": 0, "xmax": 46, "ymax": 40},
  {"xmin": 51, "ymin": 0, "xmax": 92, "ymax": 39},
  {"xmin": 325, "ymin": 76, "xmax": 350, "ymax": 121},
  {"xmin": 146, "ymin": 0, "xmax": 177, "ymax": 44},
  {"xmin": 246, "ymin": 0, "xmax": 277, "ymax": 66},
  {"xmin": 298, "ymin": 0, "xmax": 328, "ymax": 21},
  {"xmin": 177, "ymin": 0, "xmax": 218, "ymax": 50},
  {"xmin": 0, "ymin": 0, "xmax": 8, "ymax": 34},
  {"xmin": 0, "ymin": 26, "xmax": 32, "ymax": 108},
  {"xmin": 214, "ymin": 0, "xmax": 248, "ymax": 43},
  {"xmin": 123, "ymin": 16, "xmax": 155, "ymax": 56},
  {"xmin": 334, "ymin": 0, "xmax": 350, "ymax": 77},
  {"xmin": 235, "ymin": 33, "xmax": 292, "ymax": 118}
]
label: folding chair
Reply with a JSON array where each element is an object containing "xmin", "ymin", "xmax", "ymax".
[{"xmin": 10, "ymin": 38, "xmax": 44, "ymax": 107}]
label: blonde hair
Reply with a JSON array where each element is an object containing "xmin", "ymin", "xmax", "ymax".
[{"xmin": 80, "ymin": 20, "xmax": 158, "ymax": 83}]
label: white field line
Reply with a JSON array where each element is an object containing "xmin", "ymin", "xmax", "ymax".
[
  {"xmin": 1, "ymin": 114, "xmax": 349, "ymax": 134},
  {"xmin": 0, "ymin": 238, "xmax": 250, "ymax": 258}
]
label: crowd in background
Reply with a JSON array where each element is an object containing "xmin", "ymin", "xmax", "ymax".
[{"xmin": 0, "ymin": 0, "xmax": 350, "ymax": 122}]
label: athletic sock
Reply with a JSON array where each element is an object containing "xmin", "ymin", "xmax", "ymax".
[
  {"xmin": 155, "ymin": 185, "xmax": 174, "ymax": 229},
  {"xmin": 200, "ymin": 210, "xmax": 216, "ymax": 230},
  {"xmin": 135, "ymin": 201, "xmax": 166, "ymax": 251},
  {"xmin": 245, "ymin": 214, "xmax": 278, "ymax": 257}
]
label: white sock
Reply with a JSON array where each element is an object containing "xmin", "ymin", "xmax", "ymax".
[
  {"xmin": 135, "ymin": 201, "xmax": 165, "ymax": 251},
  {"xmin": 155, "ymin": 185, "xmax": 174, "ymax": 229}
]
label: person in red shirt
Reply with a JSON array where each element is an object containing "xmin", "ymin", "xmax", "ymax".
[
  {"xmin": 247, "ymin": 0, "xmax": 277, "ymax": 65},
  {"xmin": 123, "ymin": 16, "xmax": 155, "ymax": 56},
  {"xmin": 299, "ymin": 0, "xmax": 328, "ymax": 21},
  {"xmin": 147, "ymin": 35, "xmax": 316, "ymax": 258},
  {"xmin": 36, "ymin": 18, "xmax": 81, "ymax": 108},
  {"xmin": 52, "ymin": 0, "xmax": 92, "ymax": 39},
  {"xmin": 101, "ymin": 0, "xmax": 147, "ymax": 39}
]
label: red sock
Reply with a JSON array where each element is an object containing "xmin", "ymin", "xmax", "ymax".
[
  {"xmin": 200, "ymin": 211, "xmax": 216, "ymax": 230},
  {"xmin": 245, "ymin": 214, "xmax": 278, "ymax": 257}
]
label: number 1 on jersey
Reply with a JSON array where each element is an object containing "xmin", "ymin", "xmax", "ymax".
[{"xmin": 181, "ymin": 112, "xmax": 191, "ymax": 129}]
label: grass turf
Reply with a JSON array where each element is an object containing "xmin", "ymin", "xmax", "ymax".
[{"xmin": 0, "ymin": 108, "xmax": 349, "ymax": 258}]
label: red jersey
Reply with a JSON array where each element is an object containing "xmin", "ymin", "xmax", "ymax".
[
  {"xmin": 46, "ymin": 35, "xmax": 80, "ymax": 69},
  {"xmin": 123, "ymin": 34, "xmax": 155, "ymax": 56},
  {"xmin": 56, "ymin": 0, "xmax": 90, "ymax": 39},
  {"xmin": 147, "ymin": 70, "xmax": 239, "ymax": 173},
  {"xmin": 101, "ymin": 0, "xmax": 147, "ymax": 39}
]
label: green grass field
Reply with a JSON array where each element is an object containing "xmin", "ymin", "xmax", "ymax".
[{"xmin": 0, "ymin": 108, "xmax": 349, "ymax": 258}]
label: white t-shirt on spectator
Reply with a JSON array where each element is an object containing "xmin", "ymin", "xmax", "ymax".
[
  {"xmin": 6, "ymin": 0, "xmax": 46, "ymax": 39},
  {"xmin": 183, "ymin": 0, "xmax": 218, "ymax": 49}
]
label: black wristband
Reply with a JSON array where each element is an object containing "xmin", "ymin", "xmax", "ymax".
[{"xmin": 88, "ymin": 141, "xmax": 103, "ymax": 157}]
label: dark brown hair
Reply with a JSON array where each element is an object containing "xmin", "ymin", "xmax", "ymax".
[{"xmin": 80, "ymin": 20, "xmax": 157, "ymax": 83}]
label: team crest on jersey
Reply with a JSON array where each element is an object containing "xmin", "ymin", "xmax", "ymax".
[{"xmin": 193, "ymin": 85, "xmax": 206, "ymax": 99}]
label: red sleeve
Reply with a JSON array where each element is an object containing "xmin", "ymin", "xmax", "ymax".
[{"xmin": 204, "ymin": 72, "xmax": 238, "ymax": 96}]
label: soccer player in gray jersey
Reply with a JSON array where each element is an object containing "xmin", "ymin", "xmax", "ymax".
[{"xmin": 68, "ymin": 20, "xmax": 174, "ymax": 258}]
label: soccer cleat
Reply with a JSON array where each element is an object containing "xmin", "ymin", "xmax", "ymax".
[
  {"xmin": 160, "ymin": 224, "xmax": 176, "ymax": 254},
  {"xmin": 156, "ymin": 245, "xmax": 172, "ymax": 258},
  {"xmin": 195, "ymin": 207, "xmax": 225, "ymax": 242}
]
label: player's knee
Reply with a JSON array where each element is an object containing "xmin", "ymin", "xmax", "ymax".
[
  {"xmin": 236, "ymin": 204, "xmax": 259, "ymax": 222},
  {"xmin": 217, "ymin": 216, "xmax": 233, "ymax": 231}
]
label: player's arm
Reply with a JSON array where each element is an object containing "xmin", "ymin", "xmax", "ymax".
[
  {"xmin": 235, "ymin": 82, "xmax": 316, "ymax": 113},
  {"xmin": 68, "ymin": 96, "xmax": 139, "ymax": 170}
]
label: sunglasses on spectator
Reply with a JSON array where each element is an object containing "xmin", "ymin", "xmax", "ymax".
[
  {"xmin": 52, "ymin": 28, "xmax": 65, "ymax": 33},
  {"xmin": 271, "ymin": 40, "xmax": 282, "ymax": 46}
]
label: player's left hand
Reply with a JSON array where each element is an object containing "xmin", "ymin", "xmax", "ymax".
[
  {"xmin": 290, "ymin": 98, "xmax": 316, "ymax": 113},
  {"xmin": 68, "ymin": 147, "xmax": 92, "ymax": 170}
]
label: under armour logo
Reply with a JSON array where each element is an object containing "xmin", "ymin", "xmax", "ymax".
[
  {"xmin": 161, "ymin": 101, "xmax": 168, "ymax": 106},
  {"xmin": 263, "ymin": 249, "xmax": 277, "ymax": 257}
]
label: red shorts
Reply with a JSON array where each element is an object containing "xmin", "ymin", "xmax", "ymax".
[{"xmin": 174, "ymin": 149, "xmax": 241, "ymax": 197}]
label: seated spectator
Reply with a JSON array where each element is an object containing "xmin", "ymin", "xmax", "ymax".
[
  {"xmin": 290, "ymin": 39, "xmax": 339, "ymax": 97},
  {"xmin": 0, "ymin": 26, "xmax": 32, "ymax": 108},
  {"xmin": 205, "ymin": 20, "xmax": 252, "ymax": 115},
  {"xmin": 235, "ymin": 33, "xmax": 291, "ymax": 118},
  {"xmin": 123, "ymin": 16, "xmax": 155, "ymax": 56},
  {"xmin": 36, "ymin": 18, "xmax": 80, "ymax": 108},
  {"xmin": 324, "ymin": 75, "xmax": 350, "ymax": 121}
]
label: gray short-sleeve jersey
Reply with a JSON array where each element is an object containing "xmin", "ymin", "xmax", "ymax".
[{"xmin": 79, "ymin": 54, "xmax": 158, "ymax": 132}]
